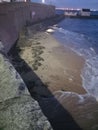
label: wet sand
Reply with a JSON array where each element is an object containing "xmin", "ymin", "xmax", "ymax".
[
  {"xmin": 15, "ymin": 29, "xmax": 86, "ymax": 95},
  {"xmin": 8, "ymin": 27, "xmax": 98, "ymax": 130}
]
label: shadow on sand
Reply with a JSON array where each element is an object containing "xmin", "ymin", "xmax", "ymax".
[{"xmin": 8, "ymin": 43, "xmax": 82, "ymax": 130}]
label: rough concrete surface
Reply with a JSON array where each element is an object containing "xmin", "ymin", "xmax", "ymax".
[{"xmin": 0, "ymin": 53, "xmax": 53, "ymax": 130}]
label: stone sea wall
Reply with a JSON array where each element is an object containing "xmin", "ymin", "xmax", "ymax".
[
  {"xmin": 0, "ymin": 2, "xmax": 55, "ymax": 129},
  {"xmin": 0, "ymin": 2, "xmax": 55, "ymax": 53},
  {"xmin": 0, "ymin": 52, "xmax": 53, "ymax": 130}
]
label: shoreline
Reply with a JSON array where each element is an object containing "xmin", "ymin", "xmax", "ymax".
[
  {"xmin": 8, "ymin": 25, "xmax": 98, "ymax": 130},
  {"xmin": 9, "ymin": 28, "xmax": 87, "ymax": 96},
  {"xmin": 36, "ymin": 32, "xmax": 86, "ymax": 94}
]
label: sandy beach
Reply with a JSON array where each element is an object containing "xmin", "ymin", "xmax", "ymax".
[
  {"xmin": 8, "ymin": 25, "xmax": 98, "ymax": 130},
  {"xmin": 11, "ymin": 28, "xmax": 86, "ymax": 96}
]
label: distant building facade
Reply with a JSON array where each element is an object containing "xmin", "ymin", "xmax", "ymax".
[
  {"xmin": 64, "ymin": 9, "xmax": 78, "ymax": 16},
  {"xmin": 80, "ymin": 9, "xmax": 91, "ymax": 16}
]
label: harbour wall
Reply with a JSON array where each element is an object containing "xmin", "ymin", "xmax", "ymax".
[{"xmin": 0, "ymin": 2, "xmax": 55, "ymax": 53}]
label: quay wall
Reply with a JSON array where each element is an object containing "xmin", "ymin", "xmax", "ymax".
[{"xmin": 0, "ymin": 2, "xmax": 55, "ymax": 53}]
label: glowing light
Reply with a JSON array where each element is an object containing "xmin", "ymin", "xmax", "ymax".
[{"xmin": 42, "ymin": 0, "xmax": 45, "ymax": 3}]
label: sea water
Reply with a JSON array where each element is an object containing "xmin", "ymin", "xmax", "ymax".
[{"xmin": 52, "ymin": 18, "xmax": 98, "ymax": 100}]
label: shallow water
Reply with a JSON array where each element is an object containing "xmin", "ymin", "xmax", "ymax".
[{"xmin": 52, "ymin": 18, "xmax": 98, "ymax": 100}]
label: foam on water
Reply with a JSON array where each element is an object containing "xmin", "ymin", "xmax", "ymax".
[
  {"xmin": 82, "ymin": 56, "xmax": 98, "ymax": 100},
  {"xmin": 53, "ymin": 26, "xmax": 98, "ymax": 100},
  {"xmin": 54, "ymin": 90, "xmax": 95, "ymax": 104}
]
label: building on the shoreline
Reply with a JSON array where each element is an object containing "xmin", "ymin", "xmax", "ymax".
[
  {"xmin": 80, "ymin": 9, "xmax": 91, "ymax": 16},
  {"xmin": 56, "ymin": 8, "xmax": 98, "ymax": 18},
  {"xmin": 64, "ymin": 10, "xmax": 78, "ymax": 16},
  {"xmin": 56, "ymin": 8, "xmax": 78, "ymax": 16}
]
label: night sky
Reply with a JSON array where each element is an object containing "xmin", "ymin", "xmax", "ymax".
[{"xmin": 32, "ymin": 0, "xmax": 98, "ymax": 9}]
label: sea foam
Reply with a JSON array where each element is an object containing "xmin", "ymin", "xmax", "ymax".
[{"xmin": 53, "ymin": 27, "xmax": 98, "ymax": 100}]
